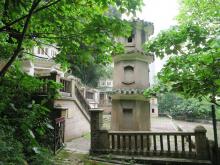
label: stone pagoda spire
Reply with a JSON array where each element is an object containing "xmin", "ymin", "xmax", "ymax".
[{"xmin": 111, "ymin": 20, "xmax": 154, "ymax": 131}]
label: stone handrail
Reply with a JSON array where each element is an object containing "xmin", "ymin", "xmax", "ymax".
[
  {"xmin": 38, "ymin": 72, "xmax": 91, "ymax": 119},
  {"xmin": 99, "ymin": 99, "xmax": 112, "ymax": 107},
  {"xmin": 75, "ymin": 85, "xmax": 91, "ymax": 117},
  {"xmin": 108, "ymin": 131, "xmax": 196, "ymax": 158},
  {"xmin": 90, "ymin": 109, "xmax": 210, "ymax": 161},
  {"xmin": 60, "ymin": 78, "xmax": 71, "ymax": 94}
]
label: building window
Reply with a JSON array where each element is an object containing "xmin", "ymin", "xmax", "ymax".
[
  {"xmin": 107, "ymin": 81, "xmax": 111, "ymax": 86},
  {"xmin": 37, "ymin": 47, "xmax": 41, "ymax": 54},
  {"xmin": 37, "ymin": 47, "xmax": 49, "ymax": 55},
  {"xmin": 86, "ymin": 91, "xmax": 94, "ymax": 99},
  {"xmin": 108, "ymin": 96, "xmax": 112, "ymax": 102},
  {"xmin": 152, "ymin": 108, "xmax": 155, "ymax": 113},
  {"xmin": 101, "ymin": 81, "xmax": 105, "ymax": 86},
  {"xmin": 45, "ymin": 48, "xmax": 48, "ymax": 55},
  {"xmin": 100, "ymin": 93, "xmax": 104, "ymax": 100},
  {"xmin": 127, "ymin": 35, "xmax": 133, "ymax": 43},
  {"xmin": 51, "ymin": 50, "xmax": 57, "ymax": 56}
]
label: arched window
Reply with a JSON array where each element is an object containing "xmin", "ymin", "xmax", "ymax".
[
  {"xmin": 152, "ymin": 108, "xmax": 155, "ymax": 113},
  {"xmin": 123, "ymin": 65, "xmax": 135, "ymax": 84}
]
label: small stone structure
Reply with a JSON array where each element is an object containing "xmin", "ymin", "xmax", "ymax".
[
  {"xmin": 111, "ymin": 20, "xmax": 154, "ymax": 131},
  {"xmin": 150, "ymin": 97, "xmax": 158, "ymax": 117}
]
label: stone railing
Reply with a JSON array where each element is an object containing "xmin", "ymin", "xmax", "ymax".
[
  {"xmin": 108, "ymin": 131, "xmax": 197, "ymax": 158},
  {"xmin": 90, "ymin": 109, "xmax": 210, "ymax": 160},
  {"xmin": 99, "ymin": 99, "xmax": 112, "ymax": 107},
  {"xmin": 60, "ymin": 77, "xmax": 71, "ymax": 95},
  {"xmin": 75, "ymin": 85, "xmax": 91, "ymax": 117},
  {"xmin": 38, "ymin": 71, "xmax": 91, "ymax": 118}
]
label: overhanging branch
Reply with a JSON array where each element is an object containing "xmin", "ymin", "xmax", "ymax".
[
  {"xmin": 0, "ymin": 0, "xmax": 41, "ymax": 78},
  {"xmin": 0, "ymin": 0, "xmax": 62, "ymax": 32}
]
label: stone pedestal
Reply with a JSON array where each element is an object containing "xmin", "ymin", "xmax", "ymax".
[
  {"xmin": 194, "ymin": 125, "xmax": 209, "ymax": 160},
  {"xmin": 90, "ymin": 109, "xmax": 109, "ymax": 154}
]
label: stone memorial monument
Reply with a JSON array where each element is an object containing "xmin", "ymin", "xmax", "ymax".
[{"xmin": 111, "ymin": 20, "xmax": 154, "ymax": 131}]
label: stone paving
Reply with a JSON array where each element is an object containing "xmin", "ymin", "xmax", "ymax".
[
  {"xmin": 65, "ymin": 133, "xmax": 90, "ymax": 153},
  {"xmin": 174, "ymin": 119, "xmax": 220, "ymax": 142}
]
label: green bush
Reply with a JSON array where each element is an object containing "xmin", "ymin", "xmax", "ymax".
[
  {"xmin": 0, "ymin": 64, "xmax": 60, "ymax": 164},
  {"xmin": 158, "ymin": 93, "xmax": 211, "ymax": 119},
  {"xmin": 0, "ymin": 127, "xmax": 25, "ymax": 165}
]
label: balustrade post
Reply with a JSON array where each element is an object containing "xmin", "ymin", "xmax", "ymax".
[
  {"xmin": 90, "ymin": 108, "xmax": 109, "ymax": 154},
  {"xmin": 50, "ymin": 71, "xmax": 61, "ymax": 95},
  {"xmin": 67, "ymin": 76, "xmax": 76, "ymax": 97},
  {"xmin": 194, "ymin": 125, "xmax": 209, "ymax": 160}
]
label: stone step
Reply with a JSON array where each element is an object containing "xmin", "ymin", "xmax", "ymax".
[{"xmin": 90, "ymin": 155, "xmax": 212, "ymax": 165}]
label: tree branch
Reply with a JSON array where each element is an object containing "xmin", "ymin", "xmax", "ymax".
[
  {"xmin": 0, "ymin": 0, "xmax": 62, "ymax": 32},
  {"xmin": 0, "ymin": 0, "xmax": 41, "ymax": 78}
]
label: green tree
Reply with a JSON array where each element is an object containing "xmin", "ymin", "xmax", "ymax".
[
  {"xmin": 158, "ymin": 93, "xmax": 182, "ymax": 114},
  {"xmin": 158, "ymin": 93, "xmax": 211, "ymax": 119},
  {"xmin": 144, "ymin": 0, "xmax": 220, "ymax": 161},
  {"xmin": 71, "ymin": 63, "xmax": 113, "ymax": 87},
  {"xmin": 144, "ymin": 0, "xmax": 220, "ymax": 100},
  {"xmin": 0, "ymin": 0, "xmax": 143, "ymax": 77},
  {"xmin": 0, "ymin": 1, "xmax": 144, "ymax": 164},
  {"xmin": 0, "ymin": 63, "xmax": 61, "ymax": 164}
]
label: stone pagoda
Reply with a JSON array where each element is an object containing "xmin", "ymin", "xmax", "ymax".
[{"xmin": 111, "ymin": 20, "xmax": 154, "ymax": 131}]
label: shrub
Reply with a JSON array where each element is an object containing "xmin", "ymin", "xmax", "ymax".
[
  {"xmin": 0, "ymin": 64, "xmax": 60, "ymax": 164},
  {"xmin": 158, "ymin": 93, "xmax": 211, "ymax": 119}
]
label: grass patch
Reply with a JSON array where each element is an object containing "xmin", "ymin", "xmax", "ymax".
[{"xmin": 53, "ymin": 150, "xmax": 107, "ymax": 165}]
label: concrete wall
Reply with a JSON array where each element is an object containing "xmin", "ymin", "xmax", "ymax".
[{"xmin": 54, "ymin": 99, "xmax": 90, "ymax": 141}]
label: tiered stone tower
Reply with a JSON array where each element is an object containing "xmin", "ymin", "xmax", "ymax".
[{"xmin": 111, "ymin": 20, "xmax": 154, "ymax": 131}]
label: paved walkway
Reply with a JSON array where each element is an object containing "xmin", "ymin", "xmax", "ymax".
[
  {"xmin": 65, "ymin": 134, "xmax": 90, "ymax": 153},
  {"xmin": 174, "ymin": 119, "xmax": 220, "ymax": 142}
]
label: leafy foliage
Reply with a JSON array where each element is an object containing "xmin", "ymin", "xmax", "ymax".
[
  {"xmin": 0, "ymin": 1, "xmax": 144, "ymax": 164},
  {"xmin": 158, "ymin": 93, "xmax": 211, "ymax": 119},
  {"xmin": 144, "ymin": 0, "xmax": 220, "ymax": 103},
  {"xmin": 0, "ymin": 0, "xmax": 144, "ymax": 76},
  {"xmin": 71, "ymin": 63, "xmax": 113, "ymax": 87},
  {"xmin": 0, "ymin": 63, "xmax": 60, "ymax": 164}
]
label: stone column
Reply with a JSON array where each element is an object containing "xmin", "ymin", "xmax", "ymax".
[
  {"xmin": 90, "ymin": 109, "xmax": 109, "ymax": 154},
  {"xmin": 194, "ymin": 125, "xmax": 209, "ymax": 160},
  {"xmin": 67, "ymin": 76, "xmax": 76, "ymax": 98}
]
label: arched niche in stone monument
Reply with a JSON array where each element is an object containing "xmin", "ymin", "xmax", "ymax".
[{"xmin": 122, "ymin": 65, "xmax": 135, "ymax": 85}]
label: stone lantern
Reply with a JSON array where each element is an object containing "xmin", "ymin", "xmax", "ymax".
[{"xmin": 111, "ymin": 20, "xmax": 154, "ymax": 131}]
